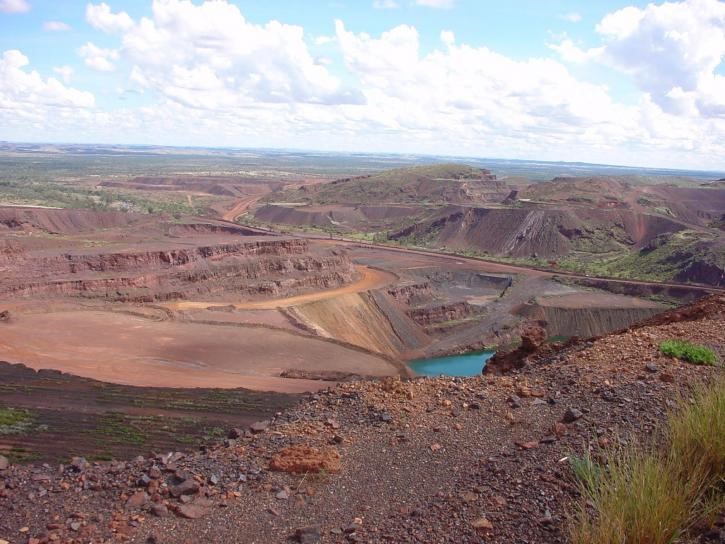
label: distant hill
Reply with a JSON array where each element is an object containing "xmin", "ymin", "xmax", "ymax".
[{"xmin": 268, "ymin": 163, "xmax": 509, "ymax": 205}]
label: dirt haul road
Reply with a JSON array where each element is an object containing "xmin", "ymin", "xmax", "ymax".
[
  {"xmin": 221, "ymin": 196, "xmax": 264, "ymax": 222},
  {"xmin": 167, "ymin": 265, "xmax": 397, "ymax": 311}
]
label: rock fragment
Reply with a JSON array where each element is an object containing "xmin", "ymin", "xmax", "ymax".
[{"xmin": 562, "ymin": 408, "xmax": 583, "ymax": 423}]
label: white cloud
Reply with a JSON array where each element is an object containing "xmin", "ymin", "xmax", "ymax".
[
  {"xmin": 43, "ymin": 21, "xmax": 72, "ymax": 32},
  {"xmin": 78, "ymin": 42, "xmax": 119, "ymax": 72},
  {"xmin": 561, "ymin": 12, "xmax": 582, "ymax": 23},
  {"xmin": 85, "ymin": 2, "xmax": 133, "ymax": 33},
  {"xmin": 0, "ymin": 0, "xmax": 30, "ymax": 13},
  {"xmin": 548, "ymin": 37, "xmax": 602, "ymax": 63},
  {"xmin": 552, "ymin": 0, "xmax": 725, "ymax": 117},
  {"xmin": 440, "ymin": 30, "xmax": 455, "ymax": 46},
  {"xmin": 0, "ymin": 50, "xmax": 94, "ymax": 111},
  {"xmin": 373, "ymin": 0, "xmax": 399, "ymax": 8},
  {"xmin": 53, "ymin": 65, "xmax": 74, "ymax": 83},
  {"xmin": 85, "ymin": 0, "xmax": 362, "ymax": 106},
  {"xmin": 414, "ymin": 0, "xmax": 454, "ymax": 8}
]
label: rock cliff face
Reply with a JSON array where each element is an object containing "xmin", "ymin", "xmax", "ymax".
[
  {"xmin": 386, "ymin": 282, "xmax": 435, "ymax": 306},
  {"xmin": 1, "ymin": 239, "xmax": 355, "ymax": 302},
  {"xmin": 407, "ymin": 301, "xmax": 478, "ymax": 327},
  {"xmin": 517, "ymin": 295, "xmax": 664, "ymax": 338}
]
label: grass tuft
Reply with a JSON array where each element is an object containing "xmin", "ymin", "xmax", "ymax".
[
  {"xmin": 660, "ymin": 339, "xmax": 718, "ymax": 366},
  {"xmin": 569, "ymin": 378, "xmax": 725, "ymax": 544}
]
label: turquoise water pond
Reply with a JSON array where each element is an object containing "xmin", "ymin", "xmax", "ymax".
[{"xmin": 409, "ymin": 350, "xmax": 495, "ymax": 377}]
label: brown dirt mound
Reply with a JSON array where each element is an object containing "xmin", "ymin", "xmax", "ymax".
[{"xmin": 0, "ymin": 206, "xmax": 141, "ymax": 234}]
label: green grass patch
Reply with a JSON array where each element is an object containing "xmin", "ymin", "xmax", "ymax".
[
  {"xmin": 5, "ymin": 446, "xmax": 41, "ymax": 464},
  {"xmin": 569, "ymin": 379, "xmax": 725, "ymax": 544},
  {"xmin": 660, "ymin": 339, "xmax": 718, "ymax": 366},
  {"xmin": 0, "ymin": 407, "xmax": 36, "ymax": 435},
  {"xmin": 95, "ymin": 412, "xmax": 147, "ymax": 445}
]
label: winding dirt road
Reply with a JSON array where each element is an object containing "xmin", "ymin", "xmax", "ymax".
[
  {"xmin": 167, "ymin": 265, "xmax": 397, "ymax": 311},
  {"xmin": 222, "ymin": 196, "xmax": 264, "ymax": 222}
]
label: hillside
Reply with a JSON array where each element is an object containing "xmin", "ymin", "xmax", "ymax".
[
  {"xmin": 249, "ymin": 167, "xmax": 724, "ymax": 287},
  {"xmin": 389, "ymin": 205, "xmax": 687, "ymax": 258},
  {"xmin": 519, "ymin": 176, "xmax": 725, "ymax": 227},
  {"xmin": 0, "ymin": 296, "xmax": 722, "ymax": 543},
  {"xmin": 264, "ymin": 163, "xmax": 508, "ymax": 206}
]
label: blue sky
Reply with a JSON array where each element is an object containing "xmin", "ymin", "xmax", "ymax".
[{"xmin": 1, "ymin": 0, "xmax": 724, "ymax": 169}]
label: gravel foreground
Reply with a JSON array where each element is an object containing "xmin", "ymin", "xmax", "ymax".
[{"xmin": 1, "ymin": 296, "xmax": 723, "ymax": 544}]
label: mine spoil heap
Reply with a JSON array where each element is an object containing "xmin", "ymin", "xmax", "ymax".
[{"xmin": 0, "ymin": 296, "xmax": 723, "ymax": 543}]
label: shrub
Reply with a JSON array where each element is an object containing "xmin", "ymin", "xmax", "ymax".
[
  {"xmin": 569, "ymin": 378, "xmax": 725, "ymax": 544},
  {"xmin": 660, "ymin": 339, "xmax": 718, "ymax": 366}
]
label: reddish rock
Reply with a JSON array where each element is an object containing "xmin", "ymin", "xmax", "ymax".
[
  {"xmin": 126, "ymin": 491, "xmax": 148, "ymax": 508},
  {"xmin": 170, "ymin": 478, "xmax": 199, "ymax": 498},
  {"xmin": 269, "ymin": 445, "xmax": 341, "ymax": 474},
  {"xmin": 177, "ymin": 499, "xmax": 213, "ymax": 520}
]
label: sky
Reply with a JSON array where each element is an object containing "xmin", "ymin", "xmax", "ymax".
[{"xmin": 0, "ymin": 0, "xmax": 724, "ymax": 170}]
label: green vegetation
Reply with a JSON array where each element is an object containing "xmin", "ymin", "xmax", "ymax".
[
  {"xmin": 660, "ymin": 339, "xmax": 718, "ymax": 366},
  {"xmin": 0, "ymin": 178, "xmax": 200, "ymax": 215},
  {"xmin": 569, "ymin": 379, "xmax": 725, "ymax": 544},
  {"xmin": 5, "ymin": 446, "xmax": 40, "ymax": 464},
  {"xmin": 95, "ymin": 412, "xmax": 147, "ymax": 445},
  {"xmin": 0, "ymin": 407, "xmax": 35, "ymax": 435},
  {"xmin": 559, "ymin": 230, "xmax": 722, "ymax": 283}
]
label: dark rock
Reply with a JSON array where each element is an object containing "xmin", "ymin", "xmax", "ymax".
[
  {"xmin": 508, "ymin": 395, "xmax": 522, "ymax": 408},
  {"xmin": 228, "ymin": 428, "xmax": 243, "ymax": 439},
  {"xmin": 151, "ymin": 504, "xmax": 169, "ymax": 518},
  {"xmin": 645, "ymin": 363, "xmax": 659, "ymax": 373},
  {"xmin": 562, "ymin": 408, "xmax": 583, "ymax": 423},
  {"xmin": 294, "ymin": 526, "xmax": 321, "ymax": 543},
  {"xmin": 170, "ymin": 478, "xmax": 199, "ymax": 498},
  {"xmin": 70, "ymin": 457, "xmax": 88, "ymax": 472}
]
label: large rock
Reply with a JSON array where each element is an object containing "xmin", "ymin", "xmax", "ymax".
[
  {"xmin": 269, "ymin": 445, "xmax": 341, "ymax": 474},
  {"xmin": 484, "ymin": 322, "xmax": 547, "ymax": 375},
  {"xmin": 177, "ymin": 498, "xmax": 213, "ymax": 519}
]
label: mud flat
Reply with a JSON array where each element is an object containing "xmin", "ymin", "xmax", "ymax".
[{"xmin": 0, "ymin": 310, "xmax": 400, "ymax": 393}]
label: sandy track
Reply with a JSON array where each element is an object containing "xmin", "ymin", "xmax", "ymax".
[{"xmin": 168, "ymin": 265, "xmax": 397, "ymax": 311}]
